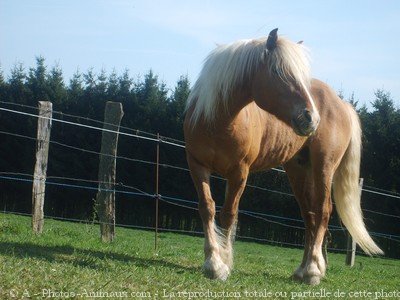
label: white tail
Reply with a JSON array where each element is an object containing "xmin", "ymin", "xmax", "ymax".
[{"xmin": 333, "ymin": 105, "xmax": 383, "ymax": 255}]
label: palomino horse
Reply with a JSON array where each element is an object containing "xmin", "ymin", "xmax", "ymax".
[{"xmin": 184, "ymin": 28, "xmax": 382, "ymax": 285}]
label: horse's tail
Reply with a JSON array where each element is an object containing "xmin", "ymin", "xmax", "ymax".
[{"xmin": 332, "ymin": 105, "xmax": 383, "ymax": 255}]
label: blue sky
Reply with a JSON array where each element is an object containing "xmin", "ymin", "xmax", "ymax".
[{"xmin": 1, "ymin": 0, "xmax": 399, "ymax": 107}]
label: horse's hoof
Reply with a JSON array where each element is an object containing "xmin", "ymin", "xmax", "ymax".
[
  {"xmin": 291, "ymin": 266, "xmax": 304, "ymax": 282},
  {"xmin": 291, "ymin": 273, "xmax": 303, "ymax": 282},
  {"xmin": 303, "ymin": 275, "xmax": 321, "ymax": 286},
  {"xmin": 203, "ymin": 259, "xmax": 230, "ymax": 281}
]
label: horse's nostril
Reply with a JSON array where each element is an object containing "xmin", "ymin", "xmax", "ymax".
[{"xmin": 303, "ymin": 109, "xmax": 312, "ymax": 123}]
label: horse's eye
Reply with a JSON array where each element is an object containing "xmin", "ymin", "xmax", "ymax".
[
  {"xmin": 290, "ymin": 84, "xmax": 298, "ymax": 93},
  {"xmin": 290, "ymin": 84, "xmax": 303, "ymax": 97}
]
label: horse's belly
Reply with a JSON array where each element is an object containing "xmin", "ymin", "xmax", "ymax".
[
  {"xmin": 249, "ymin": 126, "xmax": 306, "ymax": 172},
  {"xmin": 250, "ymin": 147, "xmax": 297, "ymax": 171}
]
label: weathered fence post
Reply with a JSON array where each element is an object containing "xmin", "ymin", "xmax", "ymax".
[
  {"xmin": 32, "ymin": 101, "xmax": 52, "ymax": 234},
  {"xmin": 345, "ymin": 178, "xmax": 364, "ymax": 266},
  {"xmin": 154, "ymin": 133, "xmax": 160, "ymax": 251},
  {"xmin": 96, "ymin": 102, "xmax": 124, "ymax": 242}
]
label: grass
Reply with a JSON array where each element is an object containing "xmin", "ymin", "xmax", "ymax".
[{"xmin": 0, "ymin": 213, "xmax": 399, "ymax": 299}]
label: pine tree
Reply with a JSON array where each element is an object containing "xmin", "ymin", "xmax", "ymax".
[
  {"xmin": 168, "ymin": 75, "xmax": 190, "ymax": 139},
  {"xmin": 134, "ymin": 70, "xmax": 168, "ymax": 130},
  {"xmin": 82, "ymin": 68, "xmax": 97, "ymax": 117},
  {"xmin": 8, "ymin": 63, "xmax": 28, "ymax": 104},
  {"xmin": 27, "ymin": 56, "xmax": 49, "ymax": 104},
  {"xmin": 47, "ymin": 63, "xmax": 66, "ymax": 107},
  {"xmin": 117, "ymin": 69, "xmax": 137, "ymax": 129},
  {"xmin": 118, "ymin": 69, "xmax": 132, "ymax": 97},
  {"xmin": 347, "ymin": 92, "xmax": 359, "ymax": 110},
  {"xmin": 83, "ymin": 68, "xmax": 96, "ymax": 90},
  {"xmin": 0, "ymin": 64, "xmax": 4, "ymax": 86},
  {"xmin": 0, "ymin": 64, "xmax": 7, "ymax": 101},
  {"xmin": 362, "ymin": 90, "xmax": 399, "ymax": 190},
  {"xmin": 68, "ymin": 69, "xmax": 84, "ymax": 107},
  {"xmin": 96, "ymin": 68, "xmax": 108, "ymax": 97},
  {"xmin": 107, "ymin": 69, "xmax": 119, "ymax": 100}
]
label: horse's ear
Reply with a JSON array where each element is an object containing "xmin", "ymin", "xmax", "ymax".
[
  {"xmin": 266, "ymin": 28, "xmax": 278, "ymax": 51},
  {"xmin": 297, "ymin": 40, "xmax": 304, "ymax": 44}
]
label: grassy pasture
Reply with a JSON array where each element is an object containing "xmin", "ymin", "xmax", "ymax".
[{"xmin": 0, "ymin": 213, "xmax": 399, "ymax": 299}]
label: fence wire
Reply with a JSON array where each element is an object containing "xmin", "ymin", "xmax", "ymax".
[
  {"xmin": 0, "ymin": 103, "xmax": 399, "ymax": 253},
  {"xmin": 0, "ymin": 127, "xmax": 398, "ymax": 221},
  {"xmin": 1, "ymin": 173, "xmax": 399, "ymax": 242}
]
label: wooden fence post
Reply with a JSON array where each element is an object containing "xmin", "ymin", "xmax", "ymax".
[
  {"xmin": 96, "ymin": 101, "xmax": 124, "ymax": 242},
  {"xmin": 345, "ymin": 178, "xmax": 364, "ymax": 266},
  {"xmin": 154, "ymin": 133, "xmax": 160, "ymax": 251},
  {"xmin": 32, "ymin": 101, "xmax": 52, "ymax": 234}
]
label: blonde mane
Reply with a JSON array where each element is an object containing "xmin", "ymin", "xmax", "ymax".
[{"xmin": 186, "ymin": 36, "xmax": 312, "ymax": 126}]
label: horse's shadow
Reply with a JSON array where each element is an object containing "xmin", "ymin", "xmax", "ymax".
[{"xmin": 0, "ymin": 241, "xmax": 199, "ymax": 273}]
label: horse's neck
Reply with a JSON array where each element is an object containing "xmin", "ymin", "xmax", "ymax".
[{"xmin": 219, "ymin": 88, "xmax": 253, "ymax": 123}]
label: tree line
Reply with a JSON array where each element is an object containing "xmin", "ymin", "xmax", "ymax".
[{"xmin": 0, "ymin": 57, "xmax": 398, "ymax": 257}]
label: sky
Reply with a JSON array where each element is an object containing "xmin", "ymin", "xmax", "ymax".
[{"xmin": 1, "ymin": 0, "xmax": 399, "ymax": 108}]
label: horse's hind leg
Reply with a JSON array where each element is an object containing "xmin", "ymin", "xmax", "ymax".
[
  {"xmin": 187, "ymin": 154, "xmax": 230, "ymax": 280},
  {"xmin": 285, "ymin": 157, "xmax": 333, "ymax": 285},
  {"xmin": 303, "ymin": 174, "xmax": 332, "ymax": 285},
  {"xmin": 284, "ymin": 160, "xmax": 313, "ymax": 281},
  {"xmin": 219, "ymin": 166, "xmax": 249, "ymax": 270},
  {"xmin": 301, "ymin": 169, "xmax": 333, "ymax": 285}
]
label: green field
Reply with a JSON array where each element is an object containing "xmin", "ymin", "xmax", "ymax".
[{"xmin": 0, "ymin": 213, "xmax": 399, "ymax": 299}]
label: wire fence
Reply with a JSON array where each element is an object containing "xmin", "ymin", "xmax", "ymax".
[
  {"xmin": 2, "ymin": 172, "xmax": 399, "ymax": 243},
  {"xmin": 1, "ymin": 103, "xmax": 399, "ymax": 198},
  {"xmin": 0, "ymin": 101, "xmax": 399, "ymax": 257},
  {"xmin": 2, "ymin": 125, "xmax": 400, "ymax": 205}
]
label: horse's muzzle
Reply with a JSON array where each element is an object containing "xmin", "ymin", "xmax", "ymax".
[{"xmin": 292, "ymin": 109, "xmax": 320, "ymax": 136}]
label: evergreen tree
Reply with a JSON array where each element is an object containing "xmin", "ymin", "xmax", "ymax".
[
  {"xmin": 27, "ymin": 56, "xmax": 49, "ymax": 104},
  {"xmin": 362, "ymin": 90, "xmax": 399, "ymax": 191},
  {"xmin": 135, "ymin": 70, "xmax": 168, "ymax": 131},
  {"xmin": 0, "ymin": 64, "xmax": 4, "ymax": 86},
  {"xmin": 8, "ymin": 63, "xmax": 28, "ymax": 104},
  {"xmin": 68, "ymin": 69, "xmax": 84, "ymax": 108},
  {"xmin": 168, "ymin": 75, "xmax": 190, "ymax": 139},
  {"xmin": 107, "ymin": 69, "xmax": 119, "ymax": 100},
  {"xmin": 117, "ymin": 69, "xmax": 138, "ymax": 131},
  {"xmin": 47, "ymin": 63, "xmax": 66, "ymax": 107},
  {"xmin": 337, "ymin": 88, "xmax": 344, "ymax": 100},
  {"xmin": 82, "ymin": 68, "xmax": 97, "ymax": 117},
  {"xmin": 136, "ymin": 70, "xmax": 166, "ymax": 105},
  {"xmin": 96, "ymin": 68, "xmax": 108, "ymax": 97},
  {"xmin": 0, "ymin": 64, "xmax": 5, "ymax": 102},
  {"xmin": 347, "ymin": 92, "xmax": 359, "ymax": 110},
  {"xmin": 118, "ymin": 69, "xmax": 133, "ymax": 97},
  {"xmin": 83, "ymin": 68, "xmax": 96, "ymax": 90}
]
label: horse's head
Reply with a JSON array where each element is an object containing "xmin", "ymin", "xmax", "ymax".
[{"xmin": 252, "ymin": 28, "xmax": 320, "ymax": 136}]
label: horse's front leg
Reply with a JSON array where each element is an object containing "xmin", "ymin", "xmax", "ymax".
[
  {"xmin": 187, "ymin": 154, "xmax": 230, "ymax": 280},
  {"xmin": 219, "ymin": 166, "xmax": 249, "ymax": 271}
]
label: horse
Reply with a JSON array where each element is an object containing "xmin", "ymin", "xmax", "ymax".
[{"xmin": 183, "ymin": 28, "xmax": 383, "ymax": 285}]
